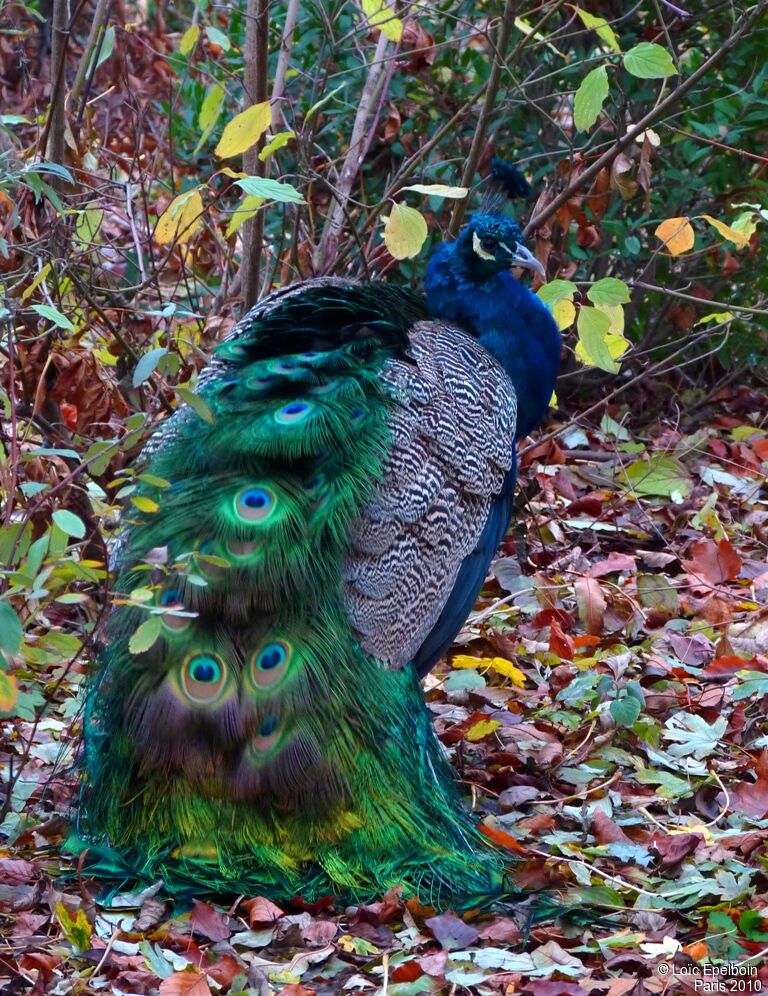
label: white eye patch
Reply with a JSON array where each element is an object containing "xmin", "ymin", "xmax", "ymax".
[
  {"xmin": 499, "ymin": 242, "xmax": 514, "ymax": 254},
  {"xmin": 472, "ymin": 230, "xmax": 496, "ymax": 260}
]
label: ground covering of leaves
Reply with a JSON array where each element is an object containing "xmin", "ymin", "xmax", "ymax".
[{"xmin": 3, "ymin": 379, "xmax": 768, "ymax": 995}]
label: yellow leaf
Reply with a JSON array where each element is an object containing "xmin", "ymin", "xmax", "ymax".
[
  {"xmin": 361, "ymin": 0, "xmax": 403, "ymax": 42},
  {"xmin": 551, "ymin": 298, "xmax": 576, "ymax": 330},
  {"xmin": 225, "ymin": 194, "xmax": 264, "ymax": 237},
  {"xmin": 486, "ymin": 657, "xmax": 526, "ymax": 686},
  {"xmin": 383, "ymin": 203, "xmax": 427, "ymax": 259},
  {"xmin": 549, "ymin": 389, "xmax": 558, "ymax": 408},
  {"xmin": 197, "ymin": 83, "xmax": 224, "ymax": 139},
  {"xmin": 55, "ymin": 902, "xmax": 93, "ymax": 953},
  {"xmin": 21, "ymin": 262, "xmax": 52, "ymax": 302},
  {"xmin": 595, "ymin": 302, "xmax": 624, "ymax": 334},
  {"xmin": 575, "ymin": 7, "xmax": 621, "ymax": 53},
  {"xmin": 155, "ymin": 188, "xmax": 204, "ymax": 245},
  {"xmin": 465, "ymin": 718, "xmax": 500, "ymax": 742},
  {"xmin": 215, "ymin": 101, "xmax": 272, "ymax": 159},
  {"xmin": 731, "ymin": 210, "xmax": 759, "ymax": 240},
  {"xmin": 575, "ymin": 330, "xmax": 629, "ymax": 367},
  {"xmin": 452, "ymin": 655, "xmax": 526, "ymax": 686},
  {"xmin": 131, "ymin": 496, "xmax": 159, "ymax": 513},
  {"xmin": 655, "ymin": 216, "xmax": 694, "ymax": 256},
  {"xmin": 700, "ymin": 214, "xmax": 750, "ymax": 249},
  {"xmin": 452, "ymin": 654, "xmax": 485, "ymax": 670},
  {"xmin": 259, "ymin": 130, "xmax": 296, "ymax": 161},
  {"xmin": 179, "ymin": 24, "xmax": 200, "ymax": 55},
  {"xmin": 0, "ymin": 672, "xmax": 17, "ymax": 713}
]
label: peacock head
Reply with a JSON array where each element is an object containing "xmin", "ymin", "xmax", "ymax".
[{"xmin": 457, "ymin": 212, "xmax": 546, "ymax": 281}]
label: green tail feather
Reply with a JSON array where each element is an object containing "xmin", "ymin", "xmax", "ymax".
[{"xmin": 81, "ymin": 283, "xmax": 508, "ymax": 907}]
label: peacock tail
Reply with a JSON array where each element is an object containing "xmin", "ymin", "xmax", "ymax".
[{"xmin": 81, "ymin": 278, "xmax": 524, "ymax": 907}]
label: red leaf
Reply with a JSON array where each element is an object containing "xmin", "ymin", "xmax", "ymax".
[
  {"xmin": 479, "ymin": 823, "xmax": 528, "ymax": 854},
  {"xmin": 729, "ymin": 750, "xmax": 768, "ymax": 819},
  {"xmin": 591, "ymin": 809, "xmax": 632, "ymax": 845},
  {"xmin": 575, "ymin": 577, "xmax": 607, "ymax": 635},
  {"xmin": 190, "ymin": 899, "xmax": 231, "ymax": 942},
  {"xmin": 684, "ymin": 538, "xmax": 742, "ymax": 585},
  {"xmin": 159, "ymin": 971, "xmax": 212, "ymax": 996},
  {"xmin": 587, "ymin": 552, "xmax": 637, "ymax": 578},
  {"xmin": 242, "ymin": 895, "xmax": 284, "ymax": 926},
  {"xmin": 391, "ymin": 960, "xmax": 424, "ymax": 983},
  {"xmin": 425, "ymin": 911, "xmax": 479, "ymax": 950},
  {"xmin": 549, "ymin": 619, "xmax": 575, "ymax": 660}
]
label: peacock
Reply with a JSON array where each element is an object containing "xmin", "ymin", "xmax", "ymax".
[{"xmin": 79, "ymin": 163, "xmax": 561, "ymax": 909}]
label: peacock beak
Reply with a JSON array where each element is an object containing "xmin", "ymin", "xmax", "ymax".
[{"xmin": 507, "ymin": 244, "xmax": 546, "ymax": 279}]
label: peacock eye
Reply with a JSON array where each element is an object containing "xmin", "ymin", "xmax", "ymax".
[
  {"xmin": 235, "ymin": 486, "xmax": 275, "ymax": 523},
  {"xmin": 181, "ymin": 654, "xmax": 227, "ymax": 704},
  {"xmin": 480, "ymin": 239, "xmax": 496, "ymax": 254}
]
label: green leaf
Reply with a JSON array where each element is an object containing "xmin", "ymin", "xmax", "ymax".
[
  {"xmin": 621, "ymin": 455, "xmax": 692, "ymax": 500},
  {"xmin": 132, "ymin": 347, "xmax": 167, "ymax": 388},
  {"xmin": 537, "ymin": 279, "xmax": 577, "ymax": 305},
  {"xmin": 92, "ymin": 25, "xmax": 115, "ymax": 72},
  {"xmin": 235, "ymin": 176, "xmax": 305, "ymax": 204},
  {"xmin": 0, "ymin": 602, "xmax": 23, "ymax": 655},
  {"xmin": 400, "ymin": 183, "xmax": 468, "ymax": 199},
  {"xmin": 623, "ymin": 43, "xmax": 676, "ymax": 79},
  {"xmin": 610, "ymin": 695, "xmax": 641, "ymax": 727},
  {"xmin": 52, "ymin": 510, "xmax": 86, "ymax": 538},
  {"xmin": 587, "ymin": 277, "xmax": 630, "ymax": 306},
  {"xmin": 55, "ymin": 903, "xmax": 93, "ymax": 954},
  {"xmin": 194, "ymin": 83, "xmax": 225, "ymax": 154},
  {"xmin": 176, "ymin": 386, "xmax": 215, "ymax": 424},
  {"xmin": 30, "ymin": 303, "xmax": 74, "ymax": 331},
  {"xmin": 694, "ymin": 311, "xmax": 735, "ymax": 327},
  {"xmin": 206, "ymin": 25, "xmax": 231, "ymax": 51},
  {"xmin": 577, "ymin": 306, "xmax": 617, "ymax": 372},
  {"xmin": 573, "ymin": 66, "xmax": 609, "ymax": 133},
  {"xmin": 259, "ymin": 130, "xmax": 296, "ymax": 161},
  {"xmin": 129, "ymin": 616, "xmax": 162, "ymax": 655},
  {"xmin": 575, "ymin": 8, "xmax": 621, "ymax": 53}
]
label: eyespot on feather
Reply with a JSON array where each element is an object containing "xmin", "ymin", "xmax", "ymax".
[
  {"xmin": 249, "ymin": 640, "xmax": 290, "ymax": 689},
  {"xmin": 180, "ymin": 654, "xmax": 228, "ymax": 705},
  {"xmin": 158, "ymin": 587, "xmax": 191, "ymax": 633},
  {"xmin": 235, "ymin": 486, "xmax": 276, "ymax": 523},
  {"xmin": 274, "ymin": 401, "xmax": 314, "ymax": 425}
]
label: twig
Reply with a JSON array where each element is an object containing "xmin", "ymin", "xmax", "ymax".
[
  {"xmin": 449, "ymin": 0, "xmax": 518, "ymax": 236},
  {"xmin": 524, "ymin": 0, "xmax": 768, "ymax": 238},
  {"xmin": 69, "ymin": 0, "xmax": 112, "ymax": 135}
]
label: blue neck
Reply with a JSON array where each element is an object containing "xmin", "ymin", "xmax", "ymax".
[{"xmin": 424, "ymin": 242, "xmax": 561, "ymax": 440}]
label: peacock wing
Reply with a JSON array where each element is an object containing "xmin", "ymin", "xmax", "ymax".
[{"xmin": 343, "ymin": 320, "xmax": 517, "ymax": 672}]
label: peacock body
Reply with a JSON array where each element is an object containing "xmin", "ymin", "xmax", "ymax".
[{"xmin": 81, "ymin": 192, "xmax": 561, "ymax": 907}]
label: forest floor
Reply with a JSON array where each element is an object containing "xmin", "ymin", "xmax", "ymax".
[{"xmin": 3, "ymin": 381, "xmax": 768, "ymax": 995}]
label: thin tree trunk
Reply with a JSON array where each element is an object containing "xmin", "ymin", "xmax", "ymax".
[
  {"xmin": 449, "ymin": 0, "xmax": 518, "ymax": 237},
  {"xmin": 45, "ymin": 0, "xmax": 69, "ymax": 183},
  {"xmin": 271, "ymin": 0, "xmax": 300, "ymax": 130},
  {"xmin": 314, "ymin": 30, "xmax": 390, "ymax": 274},
  {"xmin": 240, "ymin": 0, "xmax": 270, "ymax": 313}
]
